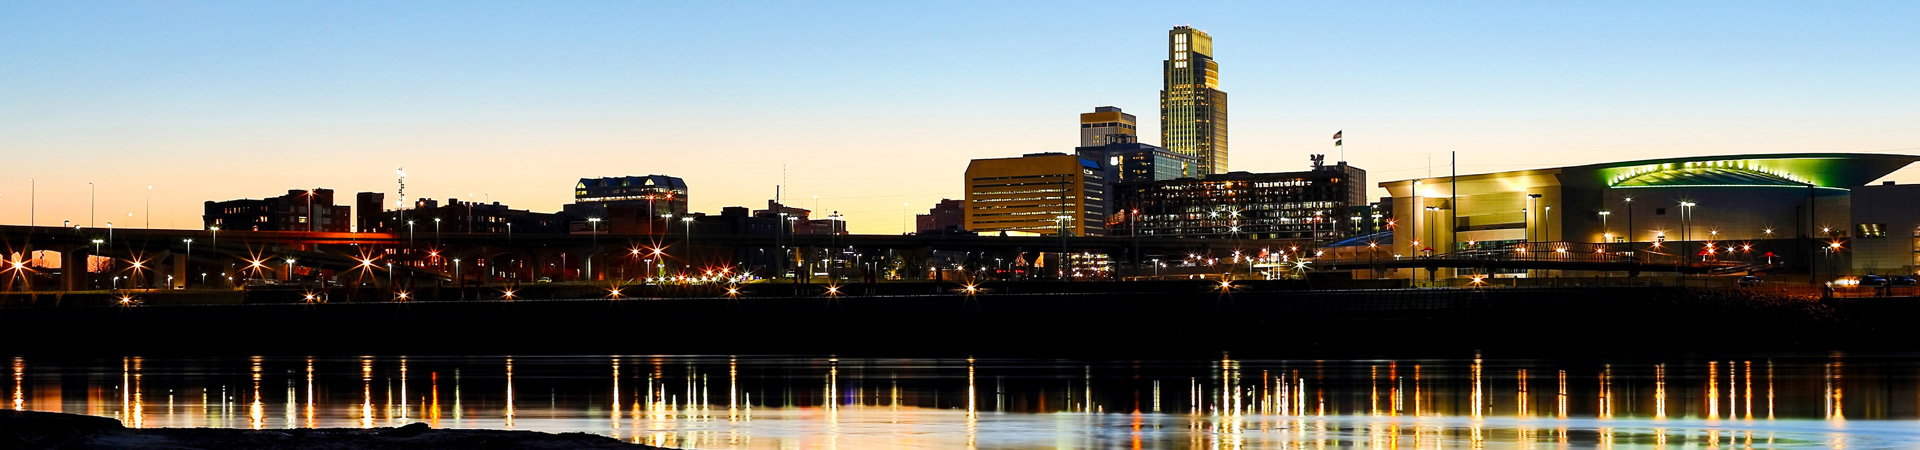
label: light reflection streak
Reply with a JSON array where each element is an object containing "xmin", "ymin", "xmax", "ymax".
[
  {"xmin": 1708, "ymin": 361, "xmax": 1720, "ymax": 420},
  {"xmin": 1744, "ymin": 360, "xmax": 1754, "ymax": 420},
  {"xmin": 505, "ymin": 358, "xmax": 515, "ymax": 428},
  {"xmin": 1556, "ymin": 370, "xmax": 1567, "ymax": 419},
  {"xmin": 1827, "ymin": 359, "xmax": 1844, "ymax": 421},
  {"xmin": 130, "ymin": 358, "xmax": 143, "ymax": 429},
  {"xmin": 12, "ymin": 357, "xmax": 23, "ymax": 411},
  {"xmin": 400, "ymin": 358, "xmax": 408, "ymax": 421},
  {"xmin": 1516, "ymin": 369, "xmax": 1529, "ymax": 418},
  {"xmin": 1655, "ymin": 364, "xmax": 1667, "ymax": 420},
  {"xmin": 612, "ymin": 358, "xmax": 621, "ymax": 433},
  {"xmin": 1470, "ymin": 355, "xmax": 1483, "ymax": 420},
  {"xmin": 248, "ymin": 357, "xmax": 261, "ymax": 430},
  {"xmin": 360, "ymin": 358, "xmax": 373, "ymax": 429},
  {"xmin": 1598, "ymin": 364, "xmax": 1612, "ymax": 419},
  {"xmin": 304, "ymin": 358, "xmax": 315, "ymax": 428}
]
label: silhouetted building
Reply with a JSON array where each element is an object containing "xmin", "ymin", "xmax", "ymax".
[
  {"xmin": 355, "ymin": 192, "xmax": 385, "ymax": 232},
  {"xmin": 965, "ymin": 153, "xmax": 1107, "ymax": 237},
  {"xmin": 360, "ymin": 197, "xmax": 570, "ymax": 235},
  {"xmin": 563, "ymin": 175, "xmax": 688, "ymax": 220},
  {"xmin": 1162, "ymin": 26, "xmax": 1228, "ymax": 175},
  {"xmin": 1080, "ymin": 106, "xmax": 1137, "ymax": 147},
  {"xmin": 915, "ymin": 199, "xmax": 965, "ymax": 234},
  {"xmin": 753, "ymin": 200, "xmax": 842, "ymax": 235},
  {"xmin": 203, "ymin": 188, "xmax": 350, "ymax": 232}
]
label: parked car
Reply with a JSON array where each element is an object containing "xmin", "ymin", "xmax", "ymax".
[
  {"xmin": 1859, "ymin": 275, "xmax": 1889, "ymax": 286},
  {"xmin": 1891, "ymin": 275, "xmax": 1918, "ymax": 286},
  {"xmin": 1737, "ymin": 276, "xmax": 1764, "ymax": 287}
]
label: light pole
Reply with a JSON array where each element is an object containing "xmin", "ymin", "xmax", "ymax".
[
  {"xmin": 107, "ymin": 222, "xmax": 114, "ymax": 245},
  {"xmin": 1624, "ymin": 197, "xmax": 1634, "ymax": 261},
  {"xmin": 89, "ymin": 182, "xmax": 95, "ymax": 227},
  {"xmin": 434, "ymin": 218, "xmax": 442, "ymax": 246},
  {"xmin": 1679, "ymin": 201, "xmax": 1697, "ymax": 267},
  {"xmin": 453, "ymin": 258, "xmax": 462, "ymax": 293},
  {"xmin": 284, "ymin": 258, "xmax": 296, "ymax": 282},
  {"xmin": 1598, "ymin": 210, "xmax": 1611, "ymax": 244},
  {"xmin": 145, "ymin": 185, "xmax": 152, "ymax": 229},
  {"xmin": 588, "ymin": 217, "xmax": 601, "ymax": 281},
  {"xmin": 183, "ymin": 239, "xmax": 193, "ymax": 287}
]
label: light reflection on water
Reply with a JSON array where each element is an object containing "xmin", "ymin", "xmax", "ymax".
[{"xmin": 7, "ymin": 355, "xmax": 1920, "ymax": 449}]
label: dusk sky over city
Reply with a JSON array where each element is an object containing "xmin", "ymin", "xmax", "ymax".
[{"xmin": 4, "ymin": 0, "xmax": 1916, "ymax": 234}]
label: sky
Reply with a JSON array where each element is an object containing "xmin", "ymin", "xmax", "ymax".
[{"xmin": 3, "ymin": 1, "xmax": 1917, "ymax": 234}]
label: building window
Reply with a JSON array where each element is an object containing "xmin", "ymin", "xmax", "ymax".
[{"xmin": 1857, "ymin": 223, "xmax": 1887, "ymax": 238}]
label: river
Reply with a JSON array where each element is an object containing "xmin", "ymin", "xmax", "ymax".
[{"xmin": 7, "ymin": 354, "xmax": 1917, "ymax": 449}]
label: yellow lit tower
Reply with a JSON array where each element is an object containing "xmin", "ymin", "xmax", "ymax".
[{"xmin": 1160, "ymin": 26, "xmax": 1228, "ymax": 176}]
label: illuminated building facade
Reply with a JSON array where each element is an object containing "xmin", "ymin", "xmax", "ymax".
[
  {"xmin": 1161, "ymin": 26, "xmax": 1228, "ymax": 175},
  {"xmin": 964, "ymin": 153, "xmax": 1107, "ymax": 237},
  {"xmin": 1079, "ymin": 106, "xmax": 1137, "ymax": 147},
  {"xmin": 1075, "ymin": 142, "xmax": 1194, "ymax": 186},
  {"xmin": 1114, "ymin": 157, "xmax": 1364, "ymax": 240},
  {"xmin": 1379, "ymin": 153, "xmax": 1920, "ymax": 278},
  {"xmin": 563, "ymin": 175, "xmax": 688, "ymax": 219},
  {"xmin": 203, "ymin": 188, "xmax": 351, "ymax": 232}
]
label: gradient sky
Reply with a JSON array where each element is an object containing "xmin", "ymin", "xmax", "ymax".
[{"xmin": 4, "ymin": 1, "xmax": 1917, "ymax": 234}]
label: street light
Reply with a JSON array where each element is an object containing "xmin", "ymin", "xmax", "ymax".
[
  {"xmin": 284, "ymin": 258, "xmax": 296, "ymax": 282},
  {"xmin": 588, "ymin": 217, "xmax": 602, "ymax": 281},
  {"xmin": 434, "ymin": 218, "xmax": 442, "ymax": 245},
  {"xmin": 407, "ymin": 220, "xmax": 416, "ymax": 248},
  {"xmin": 182, "ymin": 239, "xmax": 193, "ymax": 287}
]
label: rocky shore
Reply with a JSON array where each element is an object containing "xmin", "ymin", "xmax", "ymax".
[{"xmin": 0, "ymin": 410, "xmax": 665, "ymax": 449}]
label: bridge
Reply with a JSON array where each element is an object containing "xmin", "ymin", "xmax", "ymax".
[
  {"xmin": 0, "ymin": 224, "xmax": 1763, "ymax": 292},
  {"xmin": 0, "ymin": 225, "xmax": 1313, "ymax": 291}
]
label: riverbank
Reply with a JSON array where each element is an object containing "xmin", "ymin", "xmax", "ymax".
[
  {"xmin": 1, "ymin": 285, "xmax": 1912, "ymax": 357},
  {"xmin": 0, "ymin": 410, "xmax": 662, "ymax": 449}
]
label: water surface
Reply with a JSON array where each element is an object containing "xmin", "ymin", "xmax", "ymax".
[{"xmin": 8, "ymin": 355, "xmax": 1920, "ymax": 449}]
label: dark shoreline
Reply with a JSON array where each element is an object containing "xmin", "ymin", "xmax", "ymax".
[
  {"xmin": 3, "ymin": 285, "xmax": 1914, "ymax": 358},
  {"xmin": 0, "ymin": 410, "xmax": 663, "ymax": 450}
]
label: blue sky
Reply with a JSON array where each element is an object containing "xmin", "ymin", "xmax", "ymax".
[{"xmin": 3, "ymin": 1, "xmax": 1916, "ymax": 232}]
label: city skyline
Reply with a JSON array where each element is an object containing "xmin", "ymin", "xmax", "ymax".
[{"xmin": 4, "ymin": 1, "xmax": 1917, "ymax": 234}]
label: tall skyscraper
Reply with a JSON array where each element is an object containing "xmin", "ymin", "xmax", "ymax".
[
  {"xmin": 1160, "ymin": 26, "xmax": 1228, "ymax": 176},
  {"xmin": 1079, "ymin": 106, "xmax": 1137, "ymax": 147}
]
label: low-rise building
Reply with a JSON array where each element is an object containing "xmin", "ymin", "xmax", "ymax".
[{"xmin": 203, "ymin": 188, "xmax": 351, "ymax": 232}]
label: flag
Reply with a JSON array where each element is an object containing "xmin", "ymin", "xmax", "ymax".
[
  {"xmin": 1332, "ymin": 130, "xmax": 1342, "ymax": 139},
  {"xmin": 1334, "ymin": 139, "xmax": 1342, "ymax": 146}
]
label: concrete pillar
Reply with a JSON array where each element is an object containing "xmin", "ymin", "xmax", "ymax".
[
  {"xmin": 170, "ymin": 253, "xmax": 187, "ymax": 290},
  {"xmin": 61, "ymin": 247, "xmax": 87, "ymax": 292}
]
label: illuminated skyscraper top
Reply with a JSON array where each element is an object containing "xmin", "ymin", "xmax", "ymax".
[{"xmin": 1160, "ymin": 26, "xmax": 1228, "ymax": 176}]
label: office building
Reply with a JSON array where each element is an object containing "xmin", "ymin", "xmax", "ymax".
[
  {"xmin": 203, "ymin": 188, "xmax": 351, "ymax": 232},
  {"xmin": 1075, "ymin": 141, "xmax": 1194, "ymax": 186},
  {"xmin": 1161, "ymin": 26, "xmax": 1228, "ymax": 175},
  {"xmin": 1114, "ymin": 156, "xmax": 1364, "ymax": 240},
  {"xmin": 562, "ymin": 175, "xmax": 688, "ymax": 220},
  {"xmin": 1079, "ymin": 106, "xmax": 1137, "ymax": 147},
  {"xmin": 964, "ymin": 153, "xmax": 1107, "ymax": 237}
]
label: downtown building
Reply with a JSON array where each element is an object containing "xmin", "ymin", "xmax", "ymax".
[
  {"xmin": 357, "ymin": 196, "xmax": 571, "ymax": 235},
  {"xmin": 964, "ymin": 153, "xmax": 1108, "ymax": 237},
  {"xmin": 1113, "ymin": 155, "xmax": 1365, "ymax": 240},
  {"xmin": 1162, "ymin": 26, "xmax": 1228, "ymax": 175},
  {"xmin": 203, "ymin": 188, "xmax": 351, "ymax": 232}
]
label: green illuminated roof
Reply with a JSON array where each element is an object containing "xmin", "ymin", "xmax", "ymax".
[
  {"xmin": 1572, "ymin": 153, "xmax": 1920, "ymax": 189},
  {"xmin": 1612, "ymin": 166, "xmax": 1804, "ymax": 187}
]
